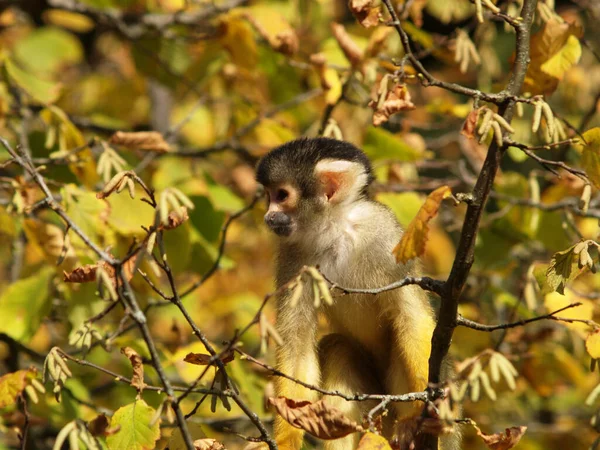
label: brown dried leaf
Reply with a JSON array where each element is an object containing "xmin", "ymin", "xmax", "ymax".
[
  {"xmin": 369, "ymin": 83, "xmax": 416, "ymax": 127},
  {"xmin": 63, "ymin": 264, "xmax": 97, "ymax": 283},
  {"xmin": 475, "ymin": 426, "xmax": 527, "ymax": 450},
  {"xmin": 63, "ymin": 254, "xmax": 137, "ymax": 288},
  {"xmin": 160, "ymin": 206, "xmax": 189, "ymax": 230},
  {"xmin": 331, "ymin": 23, "xmax": 364, "ymax": 67},
  {"xmin": 87, "ymin": 413, "xmax": 109, "ymax": 437},
  {"xmin": 13, "ymin": 175, "xmax": 39, "ymax": 210},
  {"xmin": 348, "ymin": 0, "xmax": 381, "ymax": 28},
  {"xmin": 272, "ymin": 29, "xmax": 299, "ymax": 56},
  {"xmin": 121, "ymin": 347, "xmax": 146, "ymax": 393},
  {"xmin": 193, "ymin": 439, "xmax": 225, "ymax": 450},
  {"xmin": 184, "ymin": 350, "xmax": 234, "ymax": 366},
  {"xmin": 393, "ymin": 186, "xmax": 452, "ymax": 263},
  {"xmin": 269, "ymin": 397, "xmax": 363, "ymax": 440},
  {"xmin": 461, "ymin": 108, "xmax": 481, "ymax": 139},
  {"xmin": 407, "ymin": 0, "xmax": 428, "ymax": 27},
  {"xmin": 109, "ymin": 131, "xmax": 171, "ymax": 153}
]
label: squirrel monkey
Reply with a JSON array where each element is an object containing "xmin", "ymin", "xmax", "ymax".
[{"xmin": 255, "ymin": 138, "xmax": 454, "ymax": 450}]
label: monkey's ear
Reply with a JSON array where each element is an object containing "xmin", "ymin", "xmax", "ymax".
[{"xmin": 315, "ymin": 159, "xmax": 368, "ymax": 204}]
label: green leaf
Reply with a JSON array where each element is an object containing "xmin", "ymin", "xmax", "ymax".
[
  {"xmin": 188, "ymin": 196, "xmax": 225, "ymax": 243},
  {"xmin": 0, "ymin": 267, "xmax": 54, "ymax": 341},
  {"xmin": 375, "ymin": 192, "xmax": 422, "ymax": 226},
  {"xmin": 62, "ymin": 185, "xmax": 109, "ymax": 249},
  {"xmin": 107, "ymin": 399, "xmax": 160, "ymax": 450},
  {"xmin": 546, "ymin": 244, "xmax": 580, "ymax": 295},
  {"xmin": 205, "ymin": 176, "xmax": 244, "ymax": 212},
  {"xmin": 161, "ymin": 221, "xmax": 192, "ymax": 273},
  {"xmin": 363, "ymin": 127, "xmax": 422, "ymax": 162},
  {"xmin": 132, "ymin": 37, "xmax": 191, "ymax": 88},
  {"xmin": 189, "ymin": 227, "xmax": 234, "ymax": 275},
  {"xmin": 581, "ymin": 128, "xmax": 600, "ymax": 189},
  {"xmin": 107, "ymin": 191, "xmax": 155, "ymax": 236},
  {"xmin": 13, "ymin": 27, "xmax": 83, "ymax": 75},
  {"xmin": 4, "ymin": 58, "xmax": 61, "ymax": 104}
]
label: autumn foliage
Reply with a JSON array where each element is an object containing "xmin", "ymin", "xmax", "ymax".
[{"xmin": 0, "ymin": 0, "xmax": 600, "ymax": 449}]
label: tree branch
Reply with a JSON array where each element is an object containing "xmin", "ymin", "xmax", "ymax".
[{"xmin": 456, "ymin": 302, "xmax": 592, "ymax": 331}]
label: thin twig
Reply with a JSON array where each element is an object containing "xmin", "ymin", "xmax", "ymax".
[{"xmin": 457, "ymin": 302, "xmax": 591, "ymax": 331}]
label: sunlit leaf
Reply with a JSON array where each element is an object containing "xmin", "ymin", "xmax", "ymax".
[
  {"xmin": 393, "ymin": 186, "xmax": 452, "ymax": 263},
  {"xmin": 540, "ymin": 35, "xmax": 581, "ymax": 79},
  {"xmin": 525, "ymin": 18, "xmax": 583, "ymax": 95},
  {"xmin": 363, "ymin": 127, "xmax": 423, "ymax": 161},
  {"xmin": 107, "ymin": 400, "xmax": 161, "ymax": 450},
  {"xmin": 357, "ymin": 432, "xmax": 393, "ymax": 449},
  {"xmin": 580, "ymin": 128, "xmax": 600, "ymax": 189},
  {"xmin": 219, "ymin": 13, "xmax": 258, "ymax": 69},
  {"xmin": 0, "ymin": 369, "xmax": 36, "ymax": 409},
  {"xmin": 40, "ymin": 106, "xmax": 98, "ymax": 188},
  {"xmin": 586, "ymin": 330, "xmax": 600, "ymax": 359},
  {"xmin": 4, "ymin": 58, "xmax": 61, "ymax": 104},
  {"xmin": 43, "ymin": 9, "xmax": 95, "ymax": 32},
  {"xmin": 545, "ymin": 244, "xmax": 586, "ymax": 295},
  {"xmin": 14, "ymin": 27, "xmax": 83, "ymax": 75},
  {"xmin": 544, "ymin": 291, "xmax": 593, "ymax": 337}
]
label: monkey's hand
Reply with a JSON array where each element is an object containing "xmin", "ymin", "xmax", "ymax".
[{"xmin": 390, "ymin": 416, "xmax": 420, "ymax": 450}]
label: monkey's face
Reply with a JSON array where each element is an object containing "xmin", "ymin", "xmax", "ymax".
[{"xmin": 264, "ymin": 183, "xmax": 300, "ymax": 237}]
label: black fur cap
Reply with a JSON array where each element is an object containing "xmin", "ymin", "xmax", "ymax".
[{"xmin": 255, "ymin": 137, "xmax": 374, "ymax": 197}]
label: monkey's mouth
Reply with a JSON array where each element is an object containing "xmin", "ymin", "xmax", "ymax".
[{"xmin": 270, "ymin": 225, "xmax": 293, "ymax": 237}]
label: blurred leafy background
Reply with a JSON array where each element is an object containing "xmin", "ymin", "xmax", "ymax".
[{"xmin": 0, "ymin": 0, "xmax": 600, "ymax": 449}]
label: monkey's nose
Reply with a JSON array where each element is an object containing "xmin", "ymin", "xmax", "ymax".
[{"xmin": 265, "ymin": 212, "xmax": 291, "ymax": 228}]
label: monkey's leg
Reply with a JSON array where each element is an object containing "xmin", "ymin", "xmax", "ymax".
[
  {"xmin": 272, "ymin": 305, "xmax": 321, "ymax": 450},
  {"xmin": 318, "ymin": 333, "xmax": 383, "ymax": 450},
  {"xmin": 386, "ymin": 304, "xmax": 435, "ymax": 449}
]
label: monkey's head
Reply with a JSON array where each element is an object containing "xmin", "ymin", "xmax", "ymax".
[{"xmin": 256, "ymin": 138, "xmax": 374, "ymax": 239}]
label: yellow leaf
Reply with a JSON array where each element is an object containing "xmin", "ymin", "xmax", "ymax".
[
  {"xmin": 4, "ymin": 58, "xmax": 61, "ymax": 104},
  {"xmin": 323, "ymin": 68, "xmax": 342, "ymax": 105},
  {"xmin": 524, "ymin": 18, "xmax": 583, "ymax": 95},
  {"xmin": 0, "ymin": 369, "xmax": 35, "ymax": 409},
  {"xmin": 580, "ymin": 127, "xmax": 600, "ymax": 189},
  {"xmin": 23, "ymin": 218, "xmax": 77, "ymax": 268},
  {"xmin": 544, "ymin": 291, "xmax": 593, "ymax": 337},
  {"xmin": 540, "ymin": 35, "xmax": 581, "ymax": 79},
  {"xmin": 43, "ymin": 9, "xmax": 95, "ymax": 32},
  {"xmin": 219, "ymin": 14, "xmax": 258, "ymax": 70},
  {"xmin": 357, "ymin": 432, "xmax": 393, "ymax": 449},
  {"xmin": 586, "ymin": 330, "xmax": 600, "ymax": 359},
  {"xmin": 40, "ymin": 106, "xmax": 98, "ymax": 188},
  {"xmin": 393, "ymin": 186, "xmax": 452, "ymax": 263}
]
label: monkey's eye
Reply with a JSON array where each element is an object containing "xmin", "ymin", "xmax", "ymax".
[{"xmin": 275, "ymin": 188, "xmax": 289, "ymax": 202}]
